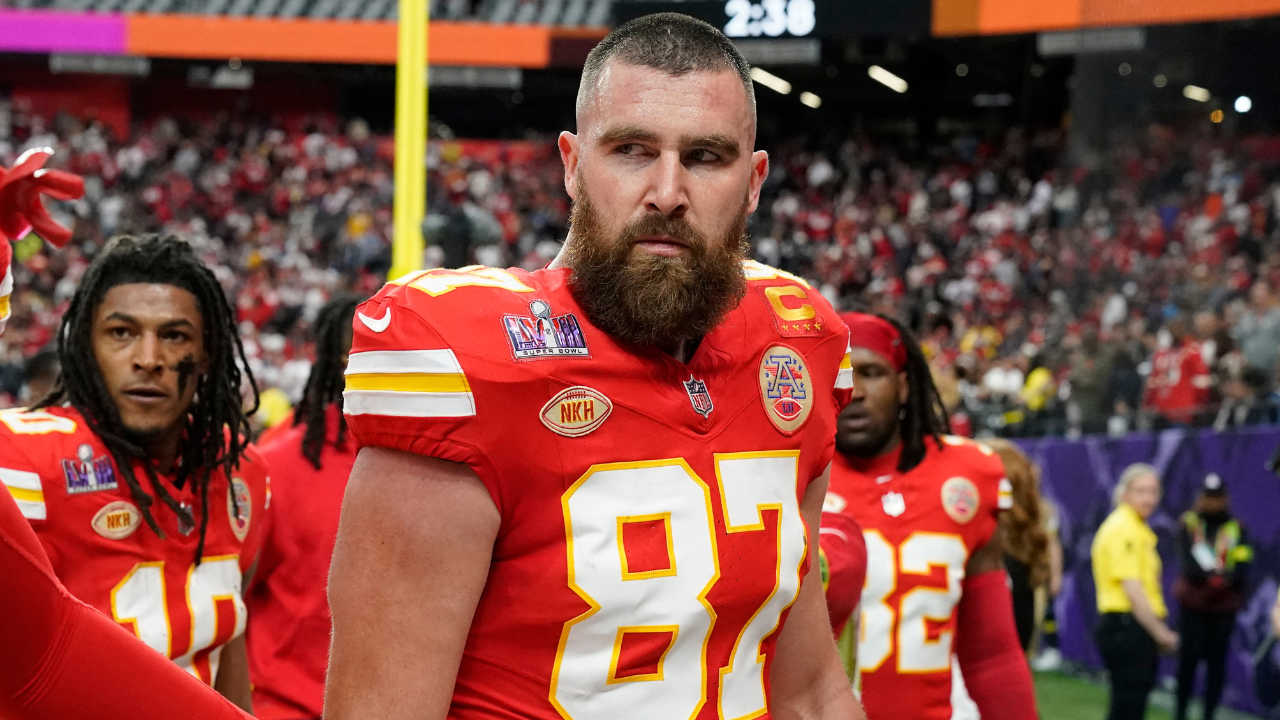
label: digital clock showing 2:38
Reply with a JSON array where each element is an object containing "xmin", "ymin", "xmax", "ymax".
[{"xmin": 723, "ymin": 0, "xmax": 816, "ymax": 37}]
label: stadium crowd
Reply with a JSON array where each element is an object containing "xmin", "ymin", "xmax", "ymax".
[{"xmin": 4, "ymin": 101, "xmax": 1280, "ymax": 439}]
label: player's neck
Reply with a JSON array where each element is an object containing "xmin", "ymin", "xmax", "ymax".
[
  {"xmin": 844, "ymin": 436, "xmax": 902, "ymax": 476},
  {"xmin": 140, "ymin": 425, "xmax": 185, "ymax": 476}
]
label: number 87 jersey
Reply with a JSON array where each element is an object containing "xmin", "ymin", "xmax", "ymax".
[{"xmin": 343, "ymin": 263, "xmax": 853, "ymax": 720}]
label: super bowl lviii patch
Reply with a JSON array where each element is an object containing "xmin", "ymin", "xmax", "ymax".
[
  {"xmin": 759, "ymin": 345, "xmax": 812, "ymax": 435},
  {"xmin": 503, "ymin": 300, "xmax": 589, "ymax": 360},
  {"xmin": 228, "ymin": 477, "xmax": 252, "ymax": 542},
  {"xmin": 92, "ymin": 500, "xmax": 141, "ymax": 540},
  {"xmin": 541, "ymin": 386, "xmax": 612, "ymax": 438},
  {"xmin": 63, "ymin": 443, "xmax": 118, "ymax": 494},
  {"xmin": 940, "ymin": 476, "xmax": 980, "ymax": 524}
]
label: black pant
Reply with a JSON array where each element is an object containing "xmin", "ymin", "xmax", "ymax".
[
  {"xmin": 1175, "ymin": 609, "xmax": 1235, "ymax": 720},
  {"xmin": 1006, "ymin": 554, "xmax": 1036, "ymax": 651},
  {"xmin": 1097, "ymin": 612, "xmax": 1159, "ymax": 720}
]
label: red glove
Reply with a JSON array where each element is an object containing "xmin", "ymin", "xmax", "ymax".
[
  {"xmin": 0, "ymin": 148, "xmax": 86, "ymax": 248},
  {"xmin": 954, "ymin": 569, "xmax": 1038, "ymax": 720}
]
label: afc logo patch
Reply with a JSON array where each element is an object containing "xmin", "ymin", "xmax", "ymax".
[
  {"xmin": 758, "ymin": 344, "xmax": 813, "ymax": 435},
  {"xmin": 227, "ymin": 476, "xmax": 252, "ymax": 542},
  {"xmin": 757, "ymin": 285, "xmax": 825, "ymax": 338},
  {"xmin": 940, "ymin": 476, "xmax": 980, "ymax": 525}
]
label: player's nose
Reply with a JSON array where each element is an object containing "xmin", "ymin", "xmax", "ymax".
[
  {"xmin": 131, "ymin": 332, "xmax": 164, "ymax": 372},
  {"xmin": 643, "ymin": 151, "xmax": 689, "ymax": 218}
]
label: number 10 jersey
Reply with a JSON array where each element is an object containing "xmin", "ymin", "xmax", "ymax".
[{"xmin": 344, "ymin": 263, "xmax": 852, "ymax": 720}]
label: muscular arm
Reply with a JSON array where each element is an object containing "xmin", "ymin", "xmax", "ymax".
[
  {"xmin": 214, "ymin": 634, "xmax": 253, "ymax": 712},
  {"xmin": 769, "ymin": 465, "xmax": 865, "ymax": 720},
  {"xmin": 324, "ymin": 447, "xmax": 500, "ymax": 720},
  {"xmin": 954, "ymin": 534, "xmax": 1037, "ymax": 720}
]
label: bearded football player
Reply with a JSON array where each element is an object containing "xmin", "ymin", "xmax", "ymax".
[
  {"xmin": 326, "ymin": 14, "xmax": 863, "ymax": 720},
  {"xmin": 824, "ymin": 312, "xmax": 1035, "ymax": 720},
  {"xmin": 0, "ymin": 234, "xmax": 269, "ymax": 712}
]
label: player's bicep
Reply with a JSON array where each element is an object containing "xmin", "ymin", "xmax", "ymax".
[
  {"xmin": 325, "ymin": 447, "xmax": 499, "ymax": 720},
  {"xmin": 964, "ymin": 531, "xmax": 1005, "ymax": 576}
]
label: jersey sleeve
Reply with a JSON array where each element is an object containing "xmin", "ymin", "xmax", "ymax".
[
  {"xmin": 342, "ymin": 286, "xmax": 504, "ymax": 507},
  {"xmin": 818, "ymin": 510, "xmax": 866, "ymax": 636},
  {"xmin": 0, "ymin": 415, "xmax": 52, "ymax": 524},
  {"xmin": 234, "ymin": 446, "xmax": 272, "ymax": 575}
]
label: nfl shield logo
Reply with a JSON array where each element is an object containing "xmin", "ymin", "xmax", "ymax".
[{"xmin": 683, "ymin": 376, "xmax": 714, "ymax": 418}]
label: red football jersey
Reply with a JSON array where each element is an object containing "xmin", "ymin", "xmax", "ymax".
[
  {"xmin": 827, "ymin": 437, "xmax": 1011, "ymax": 720},
  {"xmin": 344, "ymin": 262, "xmax": 852, "ymax": 720},
  {"xmin": 0, "ymin": 406, "xmax": 270, "ymax": 686},
  {"xmin": 247, "ymin": 405, "xmax": 357, "ymax": 720}
]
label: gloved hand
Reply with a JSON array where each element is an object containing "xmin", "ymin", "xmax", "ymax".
[{"xmin": 0, "ymin": 148, "xmax": 86, "ymax": 248}]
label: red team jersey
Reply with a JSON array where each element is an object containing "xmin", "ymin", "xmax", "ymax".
[
  {"xmin": 344, "ymin": 262, "xmax": 852, "ymax": 720},
  {"xmin": 0, "ymin": 405, "xmax": 270, "ymax": 687},
  {"xmin": 826, "ymin": 436, "xmax": 1012, "ymax": 720},
  {"xmin": 247, "ymin": 406, "xmax": 358, "ymax": 720}
]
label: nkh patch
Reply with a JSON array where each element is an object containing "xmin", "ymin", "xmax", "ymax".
[
  {"xmin": 940, "ymin": 476, "xmax": 980, "ymax": 525},
  {"xmin": 92, "ymin": 500, "xmax": 141, "ymax": 540},
  {"xmin": 758, "ymin": 344, "xmax": 813, "ymax": 435},
  {"xmin": 683, "ymin": 376, "xmax": 714, "ymax": 418},
  {"xmin": 881, "ymin": 491, "xmax": 905, "ymax": 518},
  {"xmin": 63, "ymin": 443, "xmax": 118, "ymax": 494},
  {"xmin": 541, "ymin": 386, "xmax": 612, "ymax": 438},
  {"xmin": 502, "ymin": 299, "xmax": 589, "ymax": 360},
  {"xmin": 228, "ymin": 477, "xmax": 252, "ymax": 542}
]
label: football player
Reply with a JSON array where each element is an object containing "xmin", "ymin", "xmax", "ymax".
[
  {"xmin": 0, "ymin": 490, "xmax": 252, "ymax": 720},
  {"xmin": 325, "ymin": 14, "xmax": 863, "ymax": 720},
  {"xmin": 246, "ymin": 294, "xmax": 362, "ymax": 720},
  {"xmin": 0, "ymin": 234, "xmax": 268, "ymax": 712},
  {"xmin": 825, "ymin": 312, "xmax": 1035, "ymax": 720}
]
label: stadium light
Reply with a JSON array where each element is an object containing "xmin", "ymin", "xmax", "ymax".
[
  {"xmin": 1153, "ymin": 75, "xmax": 1167, "ymax": 88},
  {"xmin": 1211, "ymin": 109, "xmax": 1224, "ymax": 123},
  {"xmin": 956, "ymin": 63, "xmax": 969, "ymax": 77},
  {"xmin": 750, "ymin": 67, "xmax": 792, "ymax": 95},
  {"xmin": 799, "ymin": 92, "xmax": 822, "ymax": 108},
  {"xmin": 1183, "ymin": 85, "xmax": 1211, "ymax": 102},
  {"xmin": 1236, "ymin": 95, "xmax": 1253, "ymax": 113},
  {"xmin": 868, "ymin": 65, "xmax": 908, "ymax": 94}
]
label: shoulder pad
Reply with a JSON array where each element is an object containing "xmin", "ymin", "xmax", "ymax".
[
  {"xmin": 389, "ymin": 266, "xmax": 537, "ymax": 298},
  {"xmin": 743, "ymin": 260, "xmax": 811, "ymax": 288}
]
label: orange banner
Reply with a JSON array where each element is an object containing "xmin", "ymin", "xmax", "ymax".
[
  {"xmin": 935, "ymin": 0, "xmax": 1280, "ymax": 36},
  {"xmin": 126, "ymin": 15, "xmax": 599, "ymax": 67}
]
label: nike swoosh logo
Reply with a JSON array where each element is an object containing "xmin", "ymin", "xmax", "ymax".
[{"xmin": 358, "ymin": 308, "xmax": 392, "ymax": 333}]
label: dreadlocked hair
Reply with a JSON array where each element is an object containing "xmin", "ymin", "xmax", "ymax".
[
  {"xmin": 293, "ymin": 294, "xmax": 361, "ymax": 470},
  {"xmin": 38, "ymin": 234, "xmax": 259, "ymax": 565},
  {"xmin": 879, "ymin": 315, "xmax": 950, "ymax": 473}
]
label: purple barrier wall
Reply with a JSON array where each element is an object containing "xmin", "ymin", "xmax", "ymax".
[{"xmin": 1016, "ymin": 427, "xmax": 1280, "ymax": 715}]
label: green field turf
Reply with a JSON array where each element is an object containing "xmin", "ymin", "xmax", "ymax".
[{"xmin": 1036, "ymin": 672, "xmax": 1173, "ymax": 720}]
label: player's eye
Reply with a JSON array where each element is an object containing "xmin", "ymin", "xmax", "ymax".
[
  {"xmin": 108, "ymin": 326, "xmax": 132, "ymax": 340},
  {"xmin": 686, "ymin": 149, "xmax": 721, "ymax": 164},
  {"xmin": 616, "ymin": 144, "xmax": 644, "ymax": 156}
]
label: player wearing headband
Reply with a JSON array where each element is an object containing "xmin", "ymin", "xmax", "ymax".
[{"xmin": 825, "ymin": 312, "xmax": 1036, "ymax": 720}]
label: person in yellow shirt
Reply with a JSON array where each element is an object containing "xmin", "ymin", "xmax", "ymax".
[{"xmin": 1092, "ymin": 463, "xmax": 1180, "ymax": 720}]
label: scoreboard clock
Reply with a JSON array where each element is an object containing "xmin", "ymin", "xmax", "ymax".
[{"xmin": 723, "ymin": 0, "xmax": 817, "ymax": 37}]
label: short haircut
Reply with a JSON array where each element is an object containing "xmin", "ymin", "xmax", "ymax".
[
  {"xmin": 24, "ymin": 347, "xmax": 60, "ymax": 384},
  {"xmin": 1113, "ymin": 463, "xmax": 1159, "ymax": 507},
  {"xmin": 576, "ymin": 12, "xmax": 755, "ymax": 120}
]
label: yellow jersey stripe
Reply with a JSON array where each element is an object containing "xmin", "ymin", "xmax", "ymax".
[
  {"xmin": 7, "ymin": 486, "xmax": 43, "ymax": 504},
  {"xmin": 345, "ymin": 372, "xmax": 472, "ymax": 394}
]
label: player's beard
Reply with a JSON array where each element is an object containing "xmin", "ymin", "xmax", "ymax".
[{"xmin": 562, "ymin": 184, "xmax": 749, "ymax": 347}]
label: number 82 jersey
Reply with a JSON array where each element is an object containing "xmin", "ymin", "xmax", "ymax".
[{"xmin": 344, "ymin": 263, "xmax": 852, "ymax": 720}]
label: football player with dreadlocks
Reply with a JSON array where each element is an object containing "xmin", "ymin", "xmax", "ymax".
[
  {"xmin": 0, "ymin": 234, "xmax": 268, "ymax": 712},
  {"xmin": 245, "ymin": 294, "xmax": 362, "ymax": 720},
  {"xmin": 823, "ymin": 312, "xmax": 1035, "ymax": 720}
]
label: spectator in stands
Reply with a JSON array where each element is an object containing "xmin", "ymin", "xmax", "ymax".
[
  {"xmin": 1146, "ymin": 316, "xmax": 1212, "ymax": 427},
  {"xmin": 21, "ymin": 347, "xmax": 59, "ymax": 405},
  {"xmin": 1092, "ymin": 463, "xmax": 1179, "ymax": 720},
  {"xmin": 1174, "ymin": 473, "xmax": 1252, "ymax": 720},
  {"xmin": 1233, "ymin": 279, "xmax": 1280, "ymax": 388},
  {"xmin": 1070, "ymin": 326, "xmax": 1114, "ymax": 435}
]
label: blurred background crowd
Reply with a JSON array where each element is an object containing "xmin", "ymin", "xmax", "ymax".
[{"xmin": 6, "ymin": 100, "xmax": 1280, "ymax": 441}]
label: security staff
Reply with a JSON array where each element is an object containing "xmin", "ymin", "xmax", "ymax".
[
  {"xmin": 1092, "ymin": 463, "xmax": 1179, "ymax": 720},
  {"xmin": 1174, "ymin": 473, "xmax": 1252, "ymax": 720}
]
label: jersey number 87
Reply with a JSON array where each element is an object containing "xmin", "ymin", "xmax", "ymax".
[{"xmin": 552, "ymin": 451, "xmax": 806, "ymax": 720}]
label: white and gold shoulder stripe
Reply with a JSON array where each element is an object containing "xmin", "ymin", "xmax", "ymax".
[
  {"xmin": 1, "ymin": 467, "xmax": 45, "ymax": 520},
  {"xmin": 835, "ymin": 343, "xmax": 853, "ymax": 390},
  {"xmin": 343, "ymin": 349, "xmax": 476, "ymax": 418}
]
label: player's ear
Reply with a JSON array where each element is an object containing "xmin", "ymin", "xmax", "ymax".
[
  {"xmin": 745, "ymin": 150, "xmax": 769, "ymax": 214},
  {"xmin": 559, "ymin": 131, "xmax": 580, "ymax": 200}
]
